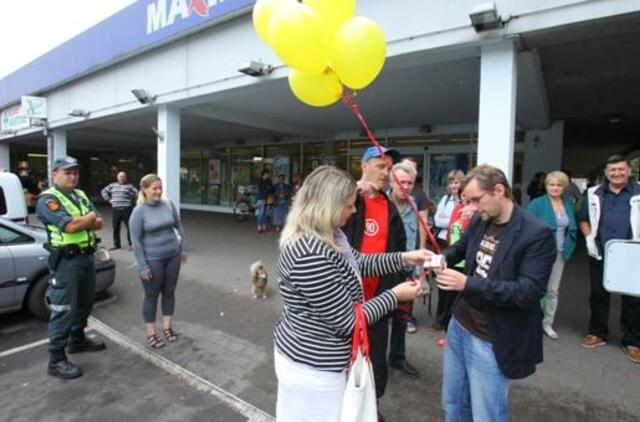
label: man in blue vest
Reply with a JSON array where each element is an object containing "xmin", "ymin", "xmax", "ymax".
[{"xmin": 36, "ymin": 156, "xmax": 106, "ymax": 379}]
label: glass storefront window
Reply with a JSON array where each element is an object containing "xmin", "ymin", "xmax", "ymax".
[
  {"xmin": 266, "ymin": 143, "xmax": 302, "ymax": 183},
  {"xmin": 231, "ymin": 146, "xmax": 263, "ymax": 203},
  {"xmin": 204, "ymin": 147, "xmax": 230, "ymax": 206},
  {"xmin": 303, "ymin": 140, "xmax": 348, "ymax": 176},
  {"xmin": 181, "ymin": 148, "xmax": 205, "ymax": 204}
]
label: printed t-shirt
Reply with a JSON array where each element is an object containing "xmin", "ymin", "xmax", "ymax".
[
  {"xmin": 453, "ymin": 221, "xmax": 507, "ymax": 341},
  {"xmin": 360, "ymin": 194, "xmax": 389, "ymax": 300}
]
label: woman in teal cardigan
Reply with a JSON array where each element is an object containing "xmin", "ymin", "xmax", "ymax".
[{"xmin": 527, "ymin": 171, "xmax": 577, "ymax": 340}]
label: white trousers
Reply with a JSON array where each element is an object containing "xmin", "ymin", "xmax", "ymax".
[
  {"xmin": 274, "ymin": 349, "xmax": 347, "ymax": 422},
  {"xmin": 543, "ymin": 252, "xmax": 565, "ymax": 329}
]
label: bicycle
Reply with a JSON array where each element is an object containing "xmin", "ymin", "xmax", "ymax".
[{"xmin": 233, "ymin": 188, "xmax": 274, "ymax": 224}]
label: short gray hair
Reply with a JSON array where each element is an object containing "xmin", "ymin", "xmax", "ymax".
[{"xmin": 392, "ymin": 162, "xmax": 417, "ymax": 179}]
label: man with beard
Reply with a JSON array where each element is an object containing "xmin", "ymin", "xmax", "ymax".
[{"xmin": 434, "ymin": 164, "xmax": 555, "ymax": 421}]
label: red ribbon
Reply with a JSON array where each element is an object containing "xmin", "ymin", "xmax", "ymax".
[
  {"xmin": 342, "ymin": 91, "xmax": 441, "ymax": 254},
  {"xmin": 350, "ymin": 302, "xmax": 370, "ymax": 367}
]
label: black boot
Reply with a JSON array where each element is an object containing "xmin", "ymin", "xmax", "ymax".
[
  {"xmin": 67, "ymin": 332, "xmax": 106, "ymax": 354},
  {"xmin": 48, "ymin": 351, "xmax": 83, "ymax": 379}
]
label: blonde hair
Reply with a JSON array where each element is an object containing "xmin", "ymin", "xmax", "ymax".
[
  {"xmin": 545, "ymin": 171, "xmax": 569, "ymax": 188},
  {"xmin": 279, "ymin": 165, "xmax": 356, "ymax": 251},
  {"xmin": 447, "ymin": 170, "xmax": 465, "ymax": 183},
  {"xmin": 138, "ymin": 173, "xmax": 162, "ymax": 204}
]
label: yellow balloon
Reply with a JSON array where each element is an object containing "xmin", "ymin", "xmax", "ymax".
[
  {"xmin": 303, "ymin": 0, "xmax": 355, "ymax": 36},
  {"xmin": 330, "ymin": 17, "xmax": 387, "ymax": 90},
  {"xmin": 288, "ymin": 69, "xmax": 343, "ymax": 107},
  {"xmin": 252, "ymin": 0, "xmax": 294, "ymax": 45},
  {"xmin": 269, "ymin": 2, "xmax": 330, "ymax": 75}
]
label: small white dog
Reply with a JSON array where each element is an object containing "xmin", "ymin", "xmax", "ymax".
[{"xmin": 250, "ymin": 260, "xmax": 268, "ymax": 299}]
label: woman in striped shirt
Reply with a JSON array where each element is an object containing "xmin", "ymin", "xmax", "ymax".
[{"xmin": 274, "ymin": 165, "xmax": 427, "ymax": 422}]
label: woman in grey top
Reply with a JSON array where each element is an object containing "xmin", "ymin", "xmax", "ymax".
[{"xmin": 129, "ymin": 174, "xmax": 187, "ymax": 348}]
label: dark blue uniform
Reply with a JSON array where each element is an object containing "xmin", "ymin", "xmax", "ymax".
[{"xmin": 36, "ymin": 186, "xmax": 102, "ymax": 371}]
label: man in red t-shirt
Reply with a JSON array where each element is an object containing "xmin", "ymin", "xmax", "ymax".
[{"xmin": 343, "ymin": 146, "xmax": 408, "ymax": 416}]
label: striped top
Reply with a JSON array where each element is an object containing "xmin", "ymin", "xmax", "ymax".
[
  {"xmin": 101, "ymin": 183, "xmax": 137, "ymax": 208},
  {"xmin": 274, "ymin": 234, "xmax": 404, "ymax": 372}
]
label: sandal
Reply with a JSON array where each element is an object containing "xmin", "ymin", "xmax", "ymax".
[
  {"xmin": 163, "ymin": 328, "xmax": 179, "ymax": 343},
  {"xmin": 147, "ymin": 333, "xmax": 165, "ymax": 349}
]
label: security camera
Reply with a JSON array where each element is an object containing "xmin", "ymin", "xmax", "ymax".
[
  {"xmin": 68, "ymin": 109, "xmax": 90, "ymax": 118},
  {"xmin": 469, "ymin": 2, "xmax": 503, "ymax": 32},
  {"xmin": 238, "ymin": 61, "xmax": 273, "ymax": 77},
  {"xmin": 131, "ymin": 89, "xmax": 156, "ymax": 105}
]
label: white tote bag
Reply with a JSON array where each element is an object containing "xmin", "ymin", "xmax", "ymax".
[{"xmin": 340, "ymin": 303, "xmax": 377, "ymax": 422}]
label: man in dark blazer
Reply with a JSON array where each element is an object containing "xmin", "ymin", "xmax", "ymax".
[{"xmin": 434, "ymin": 164, "xmax": 556, "ymax": 421}]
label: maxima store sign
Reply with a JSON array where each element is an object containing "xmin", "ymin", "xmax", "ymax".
[
  {"xmin": 0, "ymin": 0, "xmax": 254, "ymax": 108},
  {"xmin": 146, "ymin": 0, "xmax": 253, "ymax": 34}
]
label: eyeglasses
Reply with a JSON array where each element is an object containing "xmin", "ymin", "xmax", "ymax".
[{"xmin": 467, "ymin": 191, "xmax": 490, "ymax": 204}]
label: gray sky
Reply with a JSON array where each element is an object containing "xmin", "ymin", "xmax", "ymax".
[{"xmin": 0, "ymin": 0, "xmax": 136, "ymax": 79}]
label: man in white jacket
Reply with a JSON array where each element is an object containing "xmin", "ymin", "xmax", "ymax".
[{"xmin": 578, "ymin": 155, "xmax": 640, "ymax": 364}]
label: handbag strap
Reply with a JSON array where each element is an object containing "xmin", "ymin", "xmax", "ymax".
[{"xmin": 350, "ymin": 302, "xmax": 371, "ymax": 365}]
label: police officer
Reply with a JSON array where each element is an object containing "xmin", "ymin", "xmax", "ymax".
[{"xmin": 36, "ymin": 156, "xmax": 106, "ymax": 379}]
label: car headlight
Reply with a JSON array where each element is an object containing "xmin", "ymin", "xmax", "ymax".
[{"xmin": 94, "ymin": 248, "xmax": 111, "ymax": 262}]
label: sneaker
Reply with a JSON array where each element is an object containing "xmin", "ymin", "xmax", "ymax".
[
  {"xmin": 429, "ymin": 322, "xmax": 444, "ymax": 332},
  {"xmin": 579, "ymin": 334, "xmax": 607, "ymax": 349},
  {"xmin": 543, "ymin": 325, "xmax": 559, "ymax": 340},
  {"xmin": 48, "ymin": 359, "xmax": 83, "ymax": 379},
  {"xmin": 406, "ymin": 321, "xmax": 417, "ymax": 334},
  {"xmin": 623, "ymin": 345, "xmax": 640, "ymax": 364}
]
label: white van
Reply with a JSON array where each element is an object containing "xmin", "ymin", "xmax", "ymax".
[{"xmin": 0, "ymin": 172, "xmax": 28, "ymax": 222}]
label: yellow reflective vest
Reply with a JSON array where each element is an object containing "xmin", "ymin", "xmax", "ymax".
[{"xmin": 41, "ymin": 187, "xmax": 96, "ymax": 248}]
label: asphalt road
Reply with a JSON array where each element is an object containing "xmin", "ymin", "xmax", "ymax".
[{"xmin": 1, "ymin": 209, "xmax": 638, "ymax": 421}]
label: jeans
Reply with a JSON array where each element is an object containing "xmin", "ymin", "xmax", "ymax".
[
  {"xmin": 256, "ymin": 200, "xmax": 268, "ymax": 227},
  {"xmin": 274, "ymin": 203, "xmax": 289, "ymax": 228},
  {"xmin": 442, "ymin": 316, "xmax": 509, "ymax": 422}
]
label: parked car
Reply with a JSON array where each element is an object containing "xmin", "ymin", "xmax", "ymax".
[{"xmin": 0, "ymin": 217, "xmax": 116, "ymax": 320}]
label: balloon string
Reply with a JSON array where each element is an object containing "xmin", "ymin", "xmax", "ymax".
[{"xmin": 341, "ymin": 91, "xmax": 441, "ymax": 254}]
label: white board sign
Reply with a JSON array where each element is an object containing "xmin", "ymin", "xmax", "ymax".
[
  {"xmin": 20, "ymin": 96, "xmax": 47, "ymax": 119},
  {"xmin": 604, "ymin": 240, "xmax": 640, "ymax": 297}
]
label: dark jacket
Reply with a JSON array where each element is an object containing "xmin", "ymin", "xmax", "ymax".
[
  {"xmin": 442, "ymin": 205, "xmax": 556, "ymax": 379},
  {"xmin": 343, "ymin": 192, "xmax": 408, "ymax": 296}
]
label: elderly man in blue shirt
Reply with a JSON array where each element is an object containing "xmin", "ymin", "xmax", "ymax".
[
  {"xmin": 578, "ymin": 154, "xmax": 640, "ymax": 364},
  {"xmin": 387, "ymin": 161, "xmax": 422, "ymax": 379}
]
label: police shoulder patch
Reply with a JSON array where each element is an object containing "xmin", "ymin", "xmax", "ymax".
[{"xmin": 46, "ymin": 198, "xmax": 60, "ymax": 211}]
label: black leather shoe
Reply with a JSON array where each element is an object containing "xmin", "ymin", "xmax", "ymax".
[
  {"xmin": 67, "ymin": 337, "xmax": 106, "ymax": 354},
  {"xmin": 48, "ymin": 360, "xmax": 83, "ymax": 379},
  {"xmin": 389, "ymin": 360, "xmax": 421, "ymax": 379}
]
